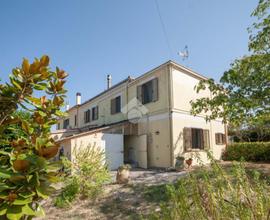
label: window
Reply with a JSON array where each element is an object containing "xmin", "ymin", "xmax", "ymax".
[
  {"xmin": 92, "ymin": 106, "xmax": 99, "ymax": 121},
  {"xmin": 84, "ymin": 110, "xmax": 91, "ymax": 123},
  {"xmin": 74, "ymin": 115, "xmax": 77, "ymax": 127},
  {"xmin": 57, "ymin": 123, "xmax": 61, "ymax": 130},
  {"xmin": 63, "ymin": 119, "xmax": 69, "ymax": 129},
  {"xmin": 137, "ymin": 78, "xmax": 158, "ymax": 104},
  {"xmin": 111, "ymin": 96, "xmax": 121, "ymax": 114},
  {"xmin": 192, "ymin": 128, "xmax": 204, "ymax": 149},
  {"xmin": 183, "ymin": 127, "xmax": 210, "ymax": 151},
  {"xmin": 215, "ymin": 133, "xmax": 226, "ymax": 145}
]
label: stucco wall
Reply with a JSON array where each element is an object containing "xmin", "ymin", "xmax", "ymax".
[
  {"xmin": 137, "ymin": 112, "xmax": 171, "ymax": 168},
  {"xmin": 171, "ymin": 66, "xmax": 226, "ymax": 166},
  {"xmin": 70, "ymin": 132, "xmax": 124, "ymax": 170}
]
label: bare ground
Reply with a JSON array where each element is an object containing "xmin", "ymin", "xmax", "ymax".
[{"xmin": 37, "ymin": 169, "xmax": 187, "ymax": 220}]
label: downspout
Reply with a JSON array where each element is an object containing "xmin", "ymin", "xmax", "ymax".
[{"xmin": 168, "ymin": 64, "xmax": 174, "ymax": 167}]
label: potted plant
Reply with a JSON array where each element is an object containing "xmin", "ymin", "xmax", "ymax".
[
  {"xmin": 116, "ymin": 164, "xmax": 131, "ymax": 184},
  {"xmin": 175, "ymin": 156, "xmax": 185, "ymax": 171}
]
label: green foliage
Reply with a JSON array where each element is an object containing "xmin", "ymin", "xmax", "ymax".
[
  {"xmin": 150, "ymin": 155, "xmax": 270, "ymax": 220},
  {"xmin": 55, "ymin": 146, "xmax": 111, "ymax": 208},
  {"xmin": 54, "ymin": 178, "xmax": 79, "ymax": 208},
  {"xmin": 191, "ymin": 0, "xmax": 270, "ymax": 128},
  {"xmin": 72, "ymin": 145, "xmax": 111, "ymax": 199},
  {"xmin": 0, "ymin": 56, "xmax": 68, "ymax": 219},
  {"xmin": 223, "ymin": 142, "xmax": 270, "ymax": 162}
]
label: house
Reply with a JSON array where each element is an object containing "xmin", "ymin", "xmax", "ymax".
[{"xmin": 51, "ymin": 60, "xmax": 227, "ymax": 170}]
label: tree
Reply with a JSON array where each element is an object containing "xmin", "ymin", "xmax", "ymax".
[
  {"xmin": 191, "ymin": 0, "xmax": 270, "ymax": 131},
  {"xmin": 0, "ymin": 56, "xmax": 68, "ymax": 219}
]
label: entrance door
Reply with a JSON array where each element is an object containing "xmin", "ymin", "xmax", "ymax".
[
  {"xmin": 136, "ymin": 135, "xmax": 147, "ymax": 169},
  {"xmin": 124, "ymin": 134, "xmax": 148, "ymax": 169}
]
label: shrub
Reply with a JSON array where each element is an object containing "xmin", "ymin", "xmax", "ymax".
[
  {"xmin": 149, "ymin": 154, "xmax": 270, "ymax": 220},
  {"xmin": 54, "ymin": 145, "xmax": 111, "ymax": 207},
  {"xmin": 223, "ymin": 142, "xmax": 270, "ymax": 162},
  {"xmin": 54, "ymin": 177, "xmax": 79, "ymax": 208},
  {"xmin": 0, "ymin": 56, "xmax": 67, "ymax": 219}
]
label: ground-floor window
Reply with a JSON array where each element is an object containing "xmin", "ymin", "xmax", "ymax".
[{"xmin": 183, "ymin": 127, "xmax": 210, "ymax": 151}]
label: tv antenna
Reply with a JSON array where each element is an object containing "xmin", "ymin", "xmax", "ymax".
[{"xmin": 178, "ymin": 45, "xmax": 189, "ymax": 61}]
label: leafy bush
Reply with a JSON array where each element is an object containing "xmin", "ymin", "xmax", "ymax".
[
  {"xmin": 54, "ymin": 178, "xmax": 79, "ymax": 208},
  {"xmin": 223, "ymin": 142, "xmax": 270, "ymax": 162},
  {"xmin": 0, "ymin": 56, "xmax": 68, "ymax": 219},
  {"xmin": 150, "ymin": 155, "xmax": 270, "ymax": 220},
  {"xmin": 55, "ymin": 145, "xmax": 111, "ymax": 207}
]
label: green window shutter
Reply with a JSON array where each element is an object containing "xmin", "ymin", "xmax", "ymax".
[
  {"xmin": 183, "ymin": 127, "xmax": 192, "ymax": 151},
  {"xmin": 137, "ymin": 85, "xmax": 142, "ymax": 103},
  {"xmin": 203, "ymin": 129, "xmax": 210, "ymax": 150},
  {"xmin": 152, "ymin": 78, "xmax": 159, "ymax": 102}
]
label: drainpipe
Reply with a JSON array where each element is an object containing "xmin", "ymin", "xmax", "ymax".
[{"xmin": 168, "ymin": 64, "xmax": 174, "ymax": 167}]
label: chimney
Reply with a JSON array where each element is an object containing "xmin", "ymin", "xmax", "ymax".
[
  {"xmin": 76, "ymin": 92, "xmax": 81, "ymax": 105},
  {"xmin": 107, "ymin": 74, "xmax": 112, "ymax": 89},
  {"xmin": 66, "ymin": 102, "xmax": 70, "ymax": 111}
]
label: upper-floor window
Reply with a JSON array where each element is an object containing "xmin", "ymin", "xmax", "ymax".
[
  {"xmin": 215, "ymin": 133, "xmax": 226, "ymax": 145},
  {"xmin": 84, "ymin": 109, "xmax": 91, "ymax": 123},
  {"xmin": 63, "ymin": 119, "xmax": 69, "ymax": 129},
  {"xmin": 111, "ymin": 96, "xmax": 121, "ymax": 114},
  {"xmin": 92, "ymin": 106, "xmax": 99, "ymax": 121},
  {"xmin": 137, "ymin": 78, "xmax": 158, "ymax": 104},
  {"xmin": 74, "ymin": 115, "xmax": 77, "ymax": 127}
]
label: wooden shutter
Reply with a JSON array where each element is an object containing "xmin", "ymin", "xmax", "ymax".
[
  {"xmin": 183, "ymin": 127, "xmax": 192, "ymax": 151},
  {"xmin": 84, "ymin": 111, "xmax": 86, "ymax": 123},
  {"xmin": 215, "ymin": 133, "xmax": 218, "ymax": 144},
  {"xmin": 111, "ymin": 98, "xmax": 115, "ymax": 114},
  {"xmin": 137, "ymin": 85, "xmax": 142, "ymax": 103},
  {"xmin": 222, "ymin": 134, "xmax": 226, "ymax": 144},
  {"xmin": 203, "ymin": 129, "xmax": 210, "ymax": 150},
  {"xmin": 152, "ymin": 78, "xmax": 159, "ymax": 102},
  {"xmin": 96, "ymin": 106, "xmax": 99, "ymax": 119}
]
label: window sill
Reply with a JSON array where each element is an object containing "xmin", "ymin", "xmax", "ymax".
[
  {"xmin": 185, "ymin": 149, "xmax": 207, "ymax": 153},
  {"xmin": 111, "ymin": 112, "xmax": 121, "ymax": 115}
]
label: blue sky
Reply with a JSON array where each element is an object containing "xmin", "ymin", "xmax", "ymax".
[{"xmin": 0, "ymin": 0, "xmax": 257, "ymax": 106}]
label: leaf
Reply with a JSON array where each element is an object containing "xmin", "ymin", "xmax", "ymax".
[
  {"xmin": 0, "ymin": 191, "xmax": 9, "ymax": 199},
  {"xmin": 10, "ymin": 78, "xmax": 22, "ymax": 90},
  {"xmin": 0, "ymin": 168, "xmax": 13, "ymax": 179},
  {"xmin": 6, "ymin": 205, "xmax": 23, "ymax": 220},
  {"xmin": 34, "ymin": 204, "xmax": 45, "ymax": 217},
  {"xmin": 0, "ymin": 203, "xmax": 8, "ymax": 216},
  {"xmin": 36, "ymin": 184, "xmax": 54, "ymax": 199},
  {"xmin": 0, "ymin": 183, "xmax": 14, "ymax": 192},
  {"xmin": 26, "ymin": 96, "xmax": 41, "ymax": 105},
  {"xmin": 33, "ymin": 84, "xmax": 46, "ymax": 90},
  {"xmin": 22, "ymin": 204, "xmax": 36, "ymax": 216},
  {"xmin": 0, "ymin": 150, "xmax": 11, "ymax": 156},
  {"xmin": 40, "ymin": 55, "xmax": 49, "ymax": 66},
  {"xmin": 22, "ymin": 58, "xmax": 30, "ymax": 74},
  {"xmin": 46, "ymin": 161, "xmax": 61, "ymax": 173},
  {"xmin": 36, "ymin": 186, "xmax": 49, "ymax": 199},
  {"xmin": 19, "ymin": 191, "xmax": 35, "ymax": 199},
  {"xmin": 13, "ymin": 196, "xmax": 32, "ymax": 205}
]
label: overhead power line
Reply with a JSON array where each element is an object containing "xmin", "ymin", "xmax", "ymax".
[{"xmin": 154, "ymin": 0, "xmax": 173, "ymax": 57}]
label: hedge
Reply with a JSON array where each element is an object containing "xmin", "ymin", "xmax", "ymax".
[{"xmin": 223, "ymin": 142, "xmax": 270, "ymax": 162}]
